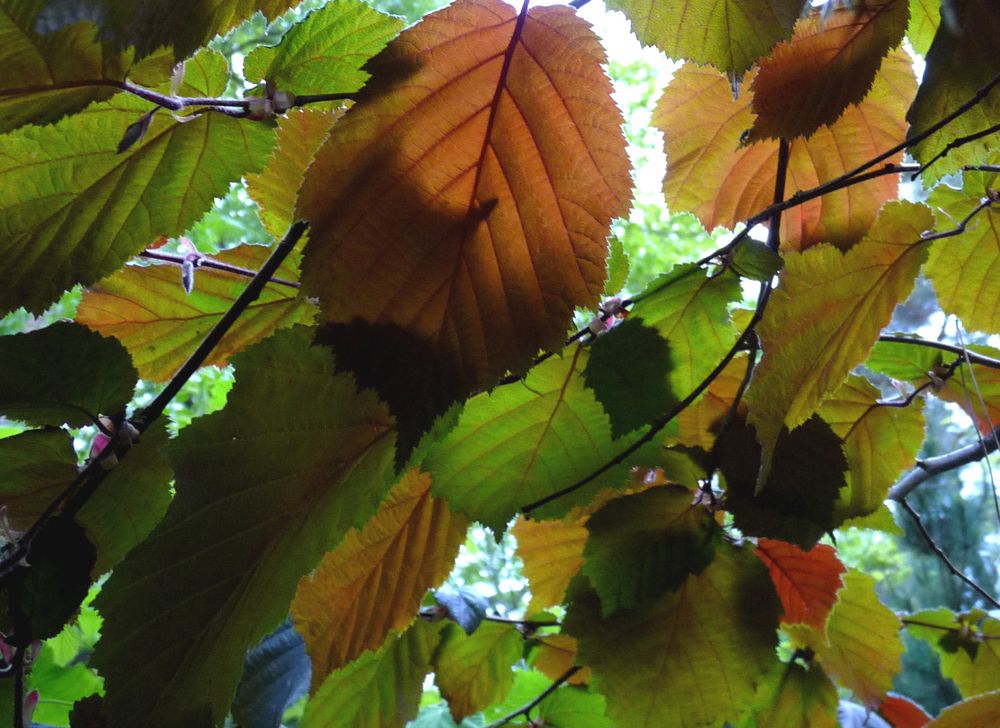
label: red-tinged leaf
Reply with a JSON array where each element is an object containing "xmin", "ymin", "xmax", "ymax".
[
  {"xmin": 512, "ymin": 515, "xmax": 588, "ymax": 615},
  {"xmin": 926, "ymin": 690, "xmax": 1000, "ymax": 727},
  {"xmin": 755, "ymin": 538, "xmax": 845, "ymax": 634},
  {"xmin": 297, "ymin": 0, "xmax": 631, "ymax": 447},
  {"xmin": 750, "ymin": 1, "xmax": 909, "ymax": 140},
  {"xmin": 434, "ymin": 621, "xmax": 522, "ymax": 721},
  {"xmin": 533, "ymin": 634, "xmax": 590, "ymax": 686},
  {"xmin": 745, "ymin": 201, "xmax": 934, "ymax": 473},
  {"xmin": 656, "ymin": 49, "xmax": 916, "ymax": 251},
  {"xmin": 879, "ymin": 693, "xmax": 931, "ymax": 728},
  {"xmin": 77, "ymin": 244, "xmax": 315, "ymax": 381},
  {"xmin": 291, "ymin": 469, "xmax": 467, "ymax": 683}
]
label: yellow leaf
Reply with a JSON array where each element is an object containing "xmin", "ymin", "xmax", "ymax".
[
  {"xmin": 512, "ymin": 515, "xmax": 588, "ymax": 615},
  {"xmin": 927, "ymin": 690, "xmax": 1000, "ymax": 727},
  {"xmin": 533, "ymin": 634, "xmax": 591, "ymax": 685}
]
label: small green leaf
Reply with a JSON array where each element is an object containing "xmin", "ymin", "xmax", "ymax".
[
  {"xmin": 434, "ymin": 622, "xmax": 522, "ymax": 722},
  {"xmin": 731, "ymin": 238, "xmax": 783, "ymax": 282},
  {"xmin": 604, "ymin": 236, "xmax": 629, "ymax": 295}
]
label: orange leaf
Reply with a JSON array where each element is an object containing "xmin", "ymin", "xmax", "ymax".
[
  {"xmin": 296, "ymin": 0, "xmax": 631, "ymax": 437},
  {"xmin": 291, "ymin": 469, "xmax": 466, "ymax": 685},
  {"xmin": 673, "ymin": 353, "xmax": 749, "ymax": 450},
  {"xmin": 533, "ymin": 634, "xmax": 591, "ymax": 685},
  {"xmin": 755, "ymin": 538, "xmax": 845, "ymax": 634},
  {"xmin": 655, "ymin": 48, "xmax": 915, "ymax": 251},
  {"xmin": 879, "ymin": 693, "xmax": 931, "ymax": 728},
  {"xmin": 512, "ymin": 515, "xmax": 587, "ymax": 615},
  {"xmin": 750, "ymin": 1, "xmax": 909, "ymax": 140}
]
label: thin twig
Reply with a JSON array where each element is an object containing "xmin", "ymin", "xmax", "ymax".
[
  {"xmin": 877, "ymin": 334, "xmax": 1000, "ymax": 370},
  {"xmin": 898, "ymin": 499, "xmax": 1000, "ymax": 609},
  {"xmin": 912, "ymin": 121, "xmax": 1000, "ymax": 179},
  {"xmin": 138, "ymin": 249, "xmax": 301, "ymax": 289},
  {"xmin": 485, "ymin": 666, "xmax": 582, "ymax": 728},
  {"xmin": 901, "ymin": 617, "xmax": 1000, "ymax": 638},
  {"xmin": 877, "ymin": 356, "xmax": 962, "ymax": 408}
]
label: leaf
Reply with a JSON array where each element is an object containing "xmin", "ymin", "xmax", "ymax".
[
  {"xmin": 76, "ymin": 421, "xmax": 173, "ymax": 576},
  {"xmin": 302, "ymin": 620, "xmax": 444, "ymax": 728},
  {"xmin": 292, "ymin": 469, "xmax": 466, "ymax": 681},
  {"xmin": 907, "ymin": 0, "xmax": 1000, "ymax": 181},
  {"xmin": 424, "ymin": 345, "xmax": 650, "ymax": 532},
  {"xmin": 904, "ymin": 608, "xmax": 1000, "ymax": 697},
  {"xmin": 878, "ymin": 693, "xmax": 932, "ymax": 728},
  {"xmin": 906, "ymin": 0, "xmax": 940, "ymax": 56},
  {"xmin": 485, "ymin": 670, "xmax": 612, "ymax": 728},
  {"xmin": 746, "ymin": 201, "xmax": 934, "ymax": 470},
  {"xmin": 297, "ymin": 0, "xmax": 631, "ymax": 448},
  {"xmin": 246, "ymin": 108, "xmax": 340, "ymax": 238},
  {"xmin": 232, "ymin": 620, "xmax": 312, "ymax": 728},
  {"xmin": 434, "ymin": 622, "xmax": 522, "ymax": 721},
  {"xmin": 743, "ymin": 662, "xmax": 838, "ymax": 728},
  {"xmin": 434, "ymin": 588, "xmax": 490, "ymax": 636},
  {"xmin": 244, "ymin": 0, "xmax": 404, "ymax": 94},
  {"xmin": 717, "ymin": 416, "xmax": 847, "ymax": 548},
  {"xmin": 0, "ymin": 429, "xmax": 78, "ymax": 531},
  {"xmin": 77, "ymin": 244, "xmax": 316, "ymax": 381},
  {"xmin": 818, "ymin": 375, "xmax": 926, "ymax": 521},
  {"xmin": 755, "ymin": 538, "xmax": 845, "ymax": 635},
  {"xmin": 749, "ymin": 1, "xmax": 909, "ymax": 141},
  {"xmin": 788, "ymin": 571, "xmax": 903, "ymax": 708},
  {"xmin": 511, "ymin": 515, "xmax": 587, "ymax": 614},
  {"xmin": 673, "ymin": 353, "xmax": 749, "ymax": 450},
  {"xmin": 732, "ymin": 237, "xmax": 783, "ymax": 281},
  {"xmin": 604, "ymin": 236, "xmax": 629, "ymax": 296},
  {"xmin": 0, "ymin": 50, "xmax": 275, "ymax": 316},
  {"xmin": 0, "ymin": 322, "xmax": 137, "ymax": 427},
  {"xmin": 923, "ymin": 181, "xmax": 1000, "ymax": 334},
  {"xmin": 926, "ymin": 690, "xmax": 1000, "ymax": 727},
  {"xmin": 605, "ymin": 0, "xmax": 806, "ymax": 75},
  {"xmin": 533, "ymin": 634, "xmax": 590, "ymax": 686},
  {"xmin": 92, "ymin": 327, "xmax": 397, "ymax": 728},
  {"xmin": 582, "ymin": 485, "xmax": 721, "ymax": 615},
  {"xmin": 25, "ymin": 642, "xmax": 104, "ymax": 727},
  {"xmin": 656, "ymin": 49, "xmax": 916, "ymax": 251},
  {"xmin": 565, "ymin": 546, "xmax": 781, "ymax": 728}
]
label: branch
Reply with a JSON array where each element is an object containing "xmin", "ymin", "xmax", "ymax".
[
  {"xmin": 484, "ymin": 666, "xmax": 582, "ymax": 728},
  {"xmin": 877, "ymin": 334, "xmax": 1000, "ymax": 370},
  {"xmin": 912, "ymin": 121, "xmax": 1000, "ymax": 180},
  {"xmin": 889, "ymin": 424, "xmax": 1000, "ymax": 501},
  {"xmin": 898, "ymin": 499, "xmax": 1000, "ymax": 609},
  {"xmin": 138, "ymin": 249, "xmax": 300, "ymax": 289}
]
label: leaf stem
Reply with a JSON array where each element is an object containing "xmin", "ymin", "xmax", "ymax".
[{"xmin": 484, "ymin": 666, "xmax": 582, "ymax": 728}]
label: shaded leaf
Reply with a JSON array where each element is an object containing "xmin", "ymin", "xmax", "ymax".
[
  {"xmin": 434, "ymin": 622, "xmax": 521, "ymax": 721},
  {"xmin": 0, "ymin": 429, "xmax": 78, "ymax": 531},
  {"xmin": 656, "ymin": 50, "xmax": 916, "ymax": 251},
  {"xmin": 750, "ymin": 1, "xmax": 909, "ymax": 141},
  {"xmin": 904, "ymin": 608, "xmax": 1000, "ymax": 697},
  {"xmin": 755, "ymin": 538, "xmax": 845, "ymax": 634},
  {"xmin": 302, "ymin": 620, "xmax": 444, "ymax": 728},
  {"xmin": 925, "ymin": 689, "xmax": 1000, "ymax": 727},
  {"xmin": 565, "ymin": 546, "xmax": 780, "ymax": 728},
  {"xmin": 244, "ymin": 0, "xmax": 404, "ymax": 94},
  {"xmin": 878, "ymin": 693, "xmax": 932, "ymax": 728},
  {"xmin": 746, "ymin": 201, "xmax": 934, "ymax": 470},
  {"xmin": 434, "ymin": 588, "xmax": 490, "ymax": 636},
  {"xmin": 232, "ymin": 619, "xmax": 312, "ymax": 728},
  {"xmin": 0, "ymin": 51, "xmax": 275, "ymax": 316},
  {"xmin": 512, "ymin": 515, "xmax": 587, "ymax": 614},
  {"xmin": 743, "ymin": 662, "xmax": 838, "ymax": 728},
  {"xmin": 533, "ymin": 634, "xmax": 590, "ymax": 686},
  {"xmin": 605, "ymin": 0, "xmax": 806, "ymax": 75},
  {"xmin": 582, "ymin": 485, "xmax": 720, "ymax": 615},
  {"xmin": 0, "ymin": 322, "xmax": 137, "ymax": 428},
  {"xmin": 297, "ymin": 0, "xmax": 631, "ymax": 447},
  {"xmin": 92, "ymin": 327, "xmax": 397, "ymax": 728},
  {"xmin": 292, "ymin": 469, "xmax": 466, "ymax": 681},
  {"xmin": 77, "ymin": 244, "xmax": 316, "ymax": 381}
]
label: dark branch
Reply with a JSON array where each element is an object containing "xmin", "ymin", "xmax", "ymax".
[
  {"xmin": 138, "ymin": 249, "xmax": 301, "ymax": 289},
  {"xmin": 889, "ymin": 424, "xmax": 1000, "ymax": 501},
  {"xmin": 484, "ymin": 666, "xmax": 582, "ymax": 728},
  {"xmin": 877, "ymin": 334, "xmax": 1000, "ymax": 370}
]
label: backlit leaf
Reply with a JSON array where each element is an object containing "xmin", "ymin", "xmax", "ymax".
[
  {"xmin": 746, "ymin": 201, "xmax": 934, "ymax": 468},
  {"xmin": 605, "ymin": 0, "xmax": 805, "ymax": 75},
  {"xmin": 297, "ymin": 0, "xmax": 631, "ymax": 446},
  {"xmin": 906, "ymin": 0, "xmax": 940, "ymax": 56},
  {"xmin": 485, "ymin": 670, "xmax": 611, "ymax": 728},
  {"xmin": 566, "ymin": 546, "xmax": 780, "ymax": 728},
  {"xmin": 434, "ymin": 622, "xmax": 521, "ymax": 721},
  {"xmin": 905, "ymin": 608, "xmax": 1000, "ymax": 697},
  {"xmin": 582, "ymin": 485, "xmax": 720, "ymax": 615},
  {"xmin": 755, "ymin": 538, "xmax": 845, "ymax": 634},
  {"xmin": 292, "ymin": 469, "xmax": 467, "ymax": 681},
  {"xmin": 244, "ymin": 0, "xmax": 404, "ymax": 94},
  {"xmin": 302, "ymin": 620, "xmax": 444, "ymax": 728},
  {"xmin": 0, "ymin": 322, "xmax": 137, "ymax": 428},
  {"xmin": 512, "ymin": 515, "xmax": 587, "ymax": 614},
  {"xmin": 878, "ymin": 693, "xmax": 931, "ymax": 728},
  {"xmin": 0, "ymin": 50, "xmax": 275, "ymax": 316},
  {"xmin": 92, "ymin": 327, "xmax": 397, "ymax": 728},
  {"xmin": 656, "ymin": 49, "xmax": 916, "ymax": 251},
  {"xmin": 750, "ymin": 1, "xmax": 909, "ymax": 141},
  {"xmin": 673, "ymin": 353, "xmax": 749, "ymax": 450},
  {"xmin": 533, "ymin": 634, "xmax": 590, "ymax": 686},
  {"xmin": 0, "ymin": 429, "xmax": 77, "ymax": 531},
  {"xmin": 926, "ymin": 690, "xmax": 1000, "ymax": 727},
  {"xmin": 743, "ymin": 662, "xmax": 838, "ymax": 728},
  {"xmin": 77, "ymin": 244, "xmax": 316, "ymax": 381}
]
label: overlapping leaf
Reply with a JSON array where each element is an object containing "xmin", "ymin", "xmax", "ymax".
[
  {"xmin": 77, "ymin": 244, "xmax": 316, "ymax": 381},
  {"xmin": 746, "ymin": 201, "xmax": 934, "ymax": 468},
  {"xmin": 244, "ymin": 0, "xmax": 404, "ymax": 94},
  {"xmin": 750, "ymin": 0, "xmax": 909, "ymax": 140},
  {"xmin": 512, "ymin": 515, "xmax": 588, "ymax": 614},
  {"xmin": 755, "ymin": 538, "xmax": 845, "ymax": 634},
  {"xmin": 905, "ymin": 608, "xmax": 1000, "ymax": 697},
  {"xmin": 302, "ymin": 620, "xmax": 444, "ymax": 728},
  {"xmin": 906, "ymin": 0, "xmax": 940, "ymax": 56},
  {"xmin": 486, "ymin": 670, "xmax": 612, "ymax": 728},
  {"xmin": 656, "ymin": 49, "xmax": 916, "ymax": 251},
  {"xmin": 297, "ymin": 0, "xmax": 631, "ymax": 448},
  {"xmin": 878, "ymin": 693, "xmax": 932, "ymax": 728},
  {"xmin": 292, "ymin": 469, "xmax": 466, "ymax": 682},
  {"xmin": 605, "ymin": 0, "xmax": 805, "ymax": 75},
  {"xmin": 673, "ymin": 353, "xmax": 749, "ymax": 450},
  {"xmin": 566, "ymin": 546, "xmax": 780, "ymax": 727},
  {"xmin": 533, "ymin": 634, "xmax": 590, "ymax": 686},
  {"xmin": 0, "ymin": 429, "xmax": 77, "ymax": 531},
  {"xmin": 434, "ymin": 621, "xmax": 522, "ymax": 721},
  {"xmin": 92, "ymin": 327, "xmax": 397, "ymax": 728},
  {"xmin": 742, "ymin": 662, "xmax": 838, "ymax": 728},
  {"xmin": 0, "ymin": 51, "xmax": 275, "ymax": 316},
  {"xmin": 927, "ymin": 690, "xmax": 1000, "ymax": 727}
]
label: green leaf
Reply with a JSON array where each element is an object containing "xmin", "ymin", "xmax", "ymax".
[
  {"xmin": 25, "ymin": 640, "xmax": 104, "ymax": 727},
  {"xmin": 245, "ymin": 0, "xmax": 404, "ymax": 94},
  {"xmin": 302, "ymin": 620, "xmax": 445, "ymax": 728},
  {"xmin": 606, "ymin": 0, "xmax": 806, "ymax": 75},
  {"xmin": 0, "ymin": 322, "xmax": 137, "ymax": 427},
  {"xmin": 434, "ymin": 622, "xmax": 522, "ymax": 721},
  {"xmin": 582, "ymin": 485, "xmax": 721, "ymax": 616},
  {"xmin": 484, "ymin": 670, "xmax": 612, "ymax": 728},
  {"xmin": 907, "ymin": 0, "xmax": 941, "ymax": 56},
  {"xmin": 604, "ymin": 236, "xmax": 629, "ymax": 296},
  {"xmin": 905, "ymin": 608, "xmax": 1000, "ymax": 697},
  {"xmin": 0, "ymin": 50, "xmax": 275, "ymax": 316},
  {"xmin": 742, "ymin": 662, "xmax": 838, "ymax": 728},
  {"xmin": 0, "ymin": 428, "xmax": 78, "ymax": 531},
  {"xmin": 566, "ymin": 546, "xmax": 781, "ymax": 728},
  {"xmin": 92, "ymin": 327, "xmax": 397, "ymax": 728},
  {"xmin": 732, "ymin": 238, "xmax": 783, "ymax": 282}
]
